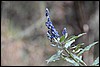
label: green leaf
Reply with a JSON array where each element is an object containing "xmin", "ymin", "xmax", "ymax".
[
  {"xmin": 60, "ymin": 35, "xmax": 65, "ymax": 42},
  {"xmin": 74, "ymin": 43, "xmax": 84, "ymax": 52},
  {"xmin": 46, "ymin": 50, "xmax": 63, "ymax": 64},
  {"xmin": 71, "ymin": 43, "xmax": 84, "ymax": 49},
  {"xmin": 67, "ymin": 36, "xmax": 78, "ymax": 42},
  {"xmin": 67, "ymin": 33, "xmax": 86, "ymax": 42},
  {"xmin": 64, "ymin": 57, "xmax": 79, "ymax": 66},
  {"xmin": 78, "ymin": 33, "xmax": 86, "ymax": 37},
  {"xmin": 77, "ymin": 41, "xmax": 98, "ymax": 56},
  {"xmin": 73, "ymin": 48, "xmax": 83, "ymax": 54},
  {"xmin": 66, "ymin": 35, "xmax": 75, "ymax": 40},
  {"xmin": 92, "ymin": 57, "xmax": 99, "ymax": 66},
  {"xmin": 64, "ymin": 40, "xmax": 75, "ymax": 49}
]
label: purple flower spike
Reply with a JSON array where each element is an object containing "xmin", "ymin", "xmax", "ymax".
[
  {"xmin": 45, "ymin": 8, "xmax": 60, "ymax": 42},
  {"xmin": 62, "ymin": 28, "xmax": 68, "ymax": 38},
  {"xmin": 62, "ymin": 28, "xmax": 67, "ymax": 35}
]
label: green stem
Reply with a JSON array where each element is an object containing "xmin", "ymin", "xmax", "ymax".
[
  {"xmin": 63, "ymin": 48, "xmax": 83, "ymax": 66},
  {"xmin": 58, "ymin": 39, "xmax": 87, "ymax": 66},
  {"xmin": 63, "ymin": 48, "xmax": 87, "ymax": 66}
]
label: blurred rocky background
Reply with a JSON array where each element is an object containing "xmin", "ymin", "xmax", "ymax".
[{"xmin": 1, "ymin": 1, "xmax": 99, "ymax": 66}]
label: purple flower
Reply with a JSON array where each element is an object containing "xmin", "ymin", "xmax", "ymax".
[
  {"xmin": 47, "ymin": 31, "xmax": 51, "ymax": 39},
  {"xmin": 51, "ymin": 28, "xmax": 60, "ymax": 37},
  {"xmin": 45, "ymin": 8, "xmax": 60, "ymax": 41},
  {"xmin": 62, "ymin": 28, "xmax": 67, "ymax": 35},
  {"xmin": 45, "ymin": 8, "xmax": 50, "ymax": 17}
]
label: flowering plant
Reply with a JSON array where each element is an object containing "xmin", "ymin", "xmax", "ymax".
[{"xmin": 45, "ymin": 8, "xmax": 99, "ymax": 66}]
